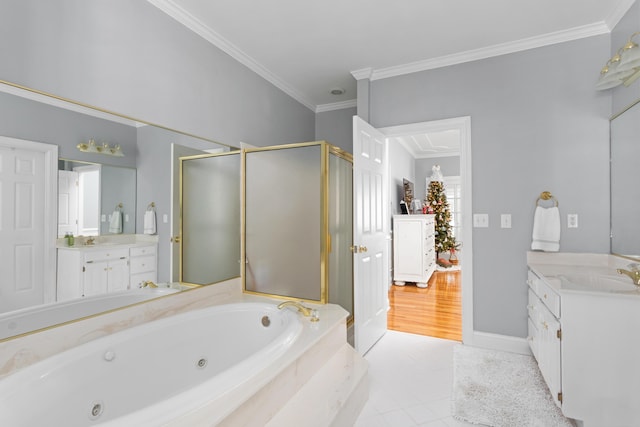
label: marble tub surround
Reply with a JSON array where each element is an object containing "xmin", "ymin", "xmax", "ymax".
[
  {"xmin": 0, "ymin": 293, "xmax": 366, "ymax": 426},
  {"xmin": 173, "ymin": 303, "xmax": 367, "ymax": 427},
  {"xmin": 0, "ymin": 278, "xmax": 241, "ymax": 379},
  {"xmin": 56, "ymin": 233, "xmax": 158, "ymax": 248},
  {"xmin": 0, "ymin": 286, "xmax": 180, "ymax": 340}
]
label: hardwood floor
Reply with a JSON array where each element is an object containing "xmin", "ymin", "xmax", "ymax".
[{"xmin": 387, "ymin": 270, "xmax": 462, "ymax": 341}]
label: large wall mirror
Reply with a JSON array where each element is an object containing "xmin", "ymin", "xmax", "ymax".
[
  {"xmin": 611, "ymin": 98, "xmax": 640, "ymax": 259},
  {"xmin": 0, "ymin": 81, "xmax": 240, "ymax": 340}
]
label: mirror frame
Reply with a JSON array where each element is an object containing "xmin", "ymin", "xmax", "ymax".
[{"xmin": 610, "ymin": 97, "xmax": 640, "ymax": 261}]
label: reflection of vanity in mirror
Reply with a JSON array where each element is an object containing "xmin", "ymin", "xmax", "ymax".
[
  {"xmin": 611, "ymin": 98, "xmax": 640, "ymax": 259},
  {"xmin": 0, "ymin": 81, "xmax": 240, "ymax": 340}
]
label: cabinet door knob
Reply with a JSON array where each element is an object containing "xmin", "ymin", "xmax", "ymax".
[{"xmin": 171, "ymin": 236, "xmax": 181, "ymax": 243}]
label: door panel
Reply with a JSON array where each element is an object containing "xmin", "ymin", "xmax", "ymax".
[{"xmin": 353, "ymin": 116, "xmax": 389, "ymax": 355}]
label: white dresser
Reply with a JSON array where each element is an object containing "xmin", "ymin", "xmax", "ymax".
[
  {"xmin": 392, "ymin": 215, "xmax": 436, "ymax": 288},
  {"xmin": 57, "ymin": 240, "xmax": 158, "ymax": 302}
]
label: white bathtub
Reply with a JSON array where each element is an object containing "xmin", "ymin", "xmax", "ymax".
[
  {"xmin": 0, "ymin": 302, "xmax": 303, "ymax": 426},
  {"xmin": 0, "ymin": 287, "xmax": 180, "ymax": 340}
]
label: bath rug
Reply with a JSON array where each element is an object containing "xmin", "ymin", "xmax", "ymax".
[{"xmin": 452, "ymin": 345, "xmax": 574, "ymax": 427}]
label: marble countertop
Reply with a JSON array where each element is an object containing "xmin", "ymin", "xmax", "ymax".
[{"xmin": 527, "ymin": 251, "xmax": 640, "ymax": 297}]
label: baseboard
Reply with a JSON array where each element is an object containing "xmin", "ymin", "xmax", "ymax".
[{"xmin": 471, "ymin": 331, "xmax": 531, "ymax": 355}]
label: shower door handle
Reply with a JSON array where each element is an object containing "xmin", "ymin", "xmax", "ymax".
[{"xmin": 171, "ymin": 236, "xmax": 181, "ymax": 243}]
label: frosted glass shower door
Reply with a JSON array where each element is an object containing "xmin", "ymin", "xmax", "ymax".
[
  {"xmin": 180, "ymin": 152, "xmax": 241, "ymax": 285},
  {"xmin": 328, "ymin": 153, "xmax": 353, "ymax": 317},
  {"xmin": 244, "ymin": 144, "xmax": 323, "ymax": 301}
]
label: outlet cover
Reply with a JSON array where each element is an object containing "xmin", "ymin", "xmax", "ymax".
[
  {"xmin": 568, "ymin": 214, "xmax": 578, "ymax": 228},
  {"xmin": 473, "ymin": 213, "xmax": 489, "ymax": 228}
]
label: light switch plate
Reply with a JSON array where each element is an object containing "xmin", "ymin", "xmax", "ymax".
[
  {"xmin": 473, "ymin": 213, "xmax": 489, "ymax": 228},
  {"xmin": 501, "ymin": 214, "xmax": 512, "ymax": 229}
]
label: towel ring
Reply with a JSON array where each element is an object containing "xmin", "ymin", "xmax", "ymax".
[
  {"xmin": 536, "ymin": 191, "xmax": 558, "ymax": 207},
  {"xmin": 116, "ymin": 202, "xmax": 123, "ymax": 210},
  {"xmin": 147, "ymin": 202, "xmax": 155, "ymax": 211}
]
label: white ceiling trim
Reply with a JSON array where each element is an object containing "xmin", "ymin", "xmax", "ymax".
[
  {"xmin": 147, "ymin": 0, "xmax": 317, "ymax": 112},
  {"xmin": 605, "ymin": 0, "xmax": 637, "ymax": 30},
  {"xmin": 315, "ymin": 99, "xmax": 357, "ymax": 113},
  {"xmin": 354, "ymin": 22, "xmax": 610, "ymax": 81}
]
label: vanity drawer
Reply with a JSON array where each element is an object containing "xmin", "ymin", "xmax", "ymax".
[
  {"xmin": 536, "ymin": 279, "xmax": 560, "ymax": 318},
  {"xmin": 83, "ymin": 248, "xmax": 129, "ymax": 263},
  {"xmin": 130, "ymin": 255, "xmax": 156, "ymax": 274},
  {"xmin": 130, "ymin": 245, "xmax": 156, "ymax": 257}
]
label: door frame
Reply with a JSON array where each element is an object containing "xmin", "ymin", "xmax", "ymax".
[
  {"xmin": 379, "ymin": 116, "xmax": 473, "ymax": 344},
  {"xmin": 0, "ymin": 135, "xmax": 58, "ymax": 305}
]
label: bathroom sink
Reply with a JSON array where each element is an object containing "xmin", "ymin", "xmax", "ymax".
[{"xmin": 557, "ymin": 273, "xmax": 640, "ymax": 293}]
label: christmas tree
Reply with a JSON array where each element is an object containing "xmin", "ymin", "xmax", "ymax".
[{"xmin": 425, "ymin": 166, "xmax": 455, "ymax": 257}]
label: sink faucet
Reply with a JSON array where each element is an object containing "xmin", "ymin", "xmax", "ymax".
[
  {"xmin": 617, "ymin": 265, "xmax": 640, "ymax": 286},
  {"xmin": 85, "ymin": 236, "xmax": 95, "ymax": 245},
  {"xmin": 277, "ymin": 301, "xmax": 319, "ymax": 321}
]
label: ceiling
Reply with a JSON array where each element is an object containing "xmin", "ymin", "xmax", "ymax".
[
  {"xmin": 149, "ymin": 0, "xmax": 633, "ymax": 114},
  {"xmin": 390, "ymin": 130, "xmax": 462, "ymax": 159}
]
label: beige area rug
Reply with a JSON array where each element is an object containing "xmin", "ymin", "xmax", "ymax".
[{"xmin": 452, "ymin": 345, "xmax": 575, "ymax": 427}]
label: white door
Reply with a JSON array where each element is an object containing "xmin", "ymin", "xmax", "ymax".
[
  {"xmin": 0, "ymin": 136, "xmax": 57, "ymax": 311},
  {"xmin": 353, "ymin": 116, "xmax": 389, "ymax": 355},
  {"xmin": 58, "ymin": 170, "xmax": 79, "ymax": 237}
]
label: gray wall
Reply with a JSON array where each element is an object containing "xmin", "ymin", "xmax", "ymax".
[
  {"xmin": 315, "ymin": 107, "xmax": 356, "ymax": 152},
  {"xmin": 415, "ymin": 156, "xmax": 460, "ymax": 202},
  {"xmin": 0, "ymin": 0, "xmax": 315, "ymax": 148},
  {"xmin": 370, "ymin": 35, "xmax": 612, "ymax": 337},
  {"xmin": 388, "ymin": 142, "xmax": 416, "ymax": 216},
  {"xmin": 0, "ymin": 92, "xmax": 137, "ymax": 168}
]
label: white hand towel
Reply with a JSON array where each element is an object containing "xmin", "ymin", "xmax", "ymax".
[
  {"xmin": 144, "ymin": 210, "xmax": 157, "ymax": 235},
  {"xmin": 109, "ymin": 210, "xmax": 123, "ymax": 234},
  {"xmin": 531, "ymin": 206, "xmax": 560, "ymax": 252}
]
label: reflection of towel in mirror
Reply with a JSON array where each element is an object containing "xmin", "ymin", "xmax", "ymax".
[
  {"xmin": 144, "ymin": 210, "xmax": 156, "ymax": 235},
  {"xmin": 531, "ymin": 206, "xmax": 560, "ymax": 252},
  {"xmin": 109, "ymin": 210, "xmax": 123, "ymax": 234}
]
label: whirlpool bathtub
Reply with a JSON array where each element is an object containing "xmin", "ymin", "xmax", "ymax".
[{"xmin": 0, "ymin": 302, "xmax": 304, "ymax": 426}]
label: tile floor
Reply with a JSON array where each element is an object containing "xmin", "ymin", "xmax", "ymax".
[{"xmin": 354, "ymin": 330, "xmax": 477, "ymax": 427}]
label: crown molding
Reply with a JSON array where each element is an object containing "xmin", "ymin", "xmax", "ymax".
[
  {"xmin": 351, "ymin": 68, "xmax": 374, "ymax": 81},
  {"xmin": 315, "ymin": 99, "xmax": 357, "ymax": 113},
  {"xmin": 605, "ymin": 0, "xmax": 637, "ymax": 30},
  {"xmin": 365, "ymin": 22, "xmax": 611, "ymax": 81},
  {"xmin": 147, "ymin": 0, "xmax": 316, "ymax": 112}
]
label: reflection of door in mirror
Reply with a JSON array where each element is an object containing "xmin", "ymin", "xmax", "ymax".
[
  {"xmin": 0, "ymin": 135, "xmax": 57, "ymax": 313},
  {"xmin": 57, "ymin": 170, "xmax": 79, "ymax": 237},
  {"xmin": 76, "ymin": 164, "xmax": 101, "ymax": 237}
]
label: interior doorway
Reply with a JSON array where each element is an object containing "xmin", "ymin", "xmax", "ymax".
[{"xmin": 380, "ymin": 117, "xmax": 472, "ymax": 343}]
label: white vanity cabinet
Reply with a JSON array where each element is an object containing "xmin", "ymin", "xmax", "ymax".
[
  {"xmin": 393, "ymin": 215, "xmax": 436, "ymax": 287},
  {"xmin": 129, "ymin": 244, "xmax": 157, "ymax": 289},
  {"xmin": 527, "ymin": 255, "xmax": 640, "ymax": 427},
  {"xmin": 57, "ymin": 242, "xmax": 158, "ymax": 302},
  {"xmin": 527, "ymin": 269, "xmax": 562, "ymax": 408},
  {"xmin": 57, "ymin": 247, "xmax": 130, "ymax": 301}
]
